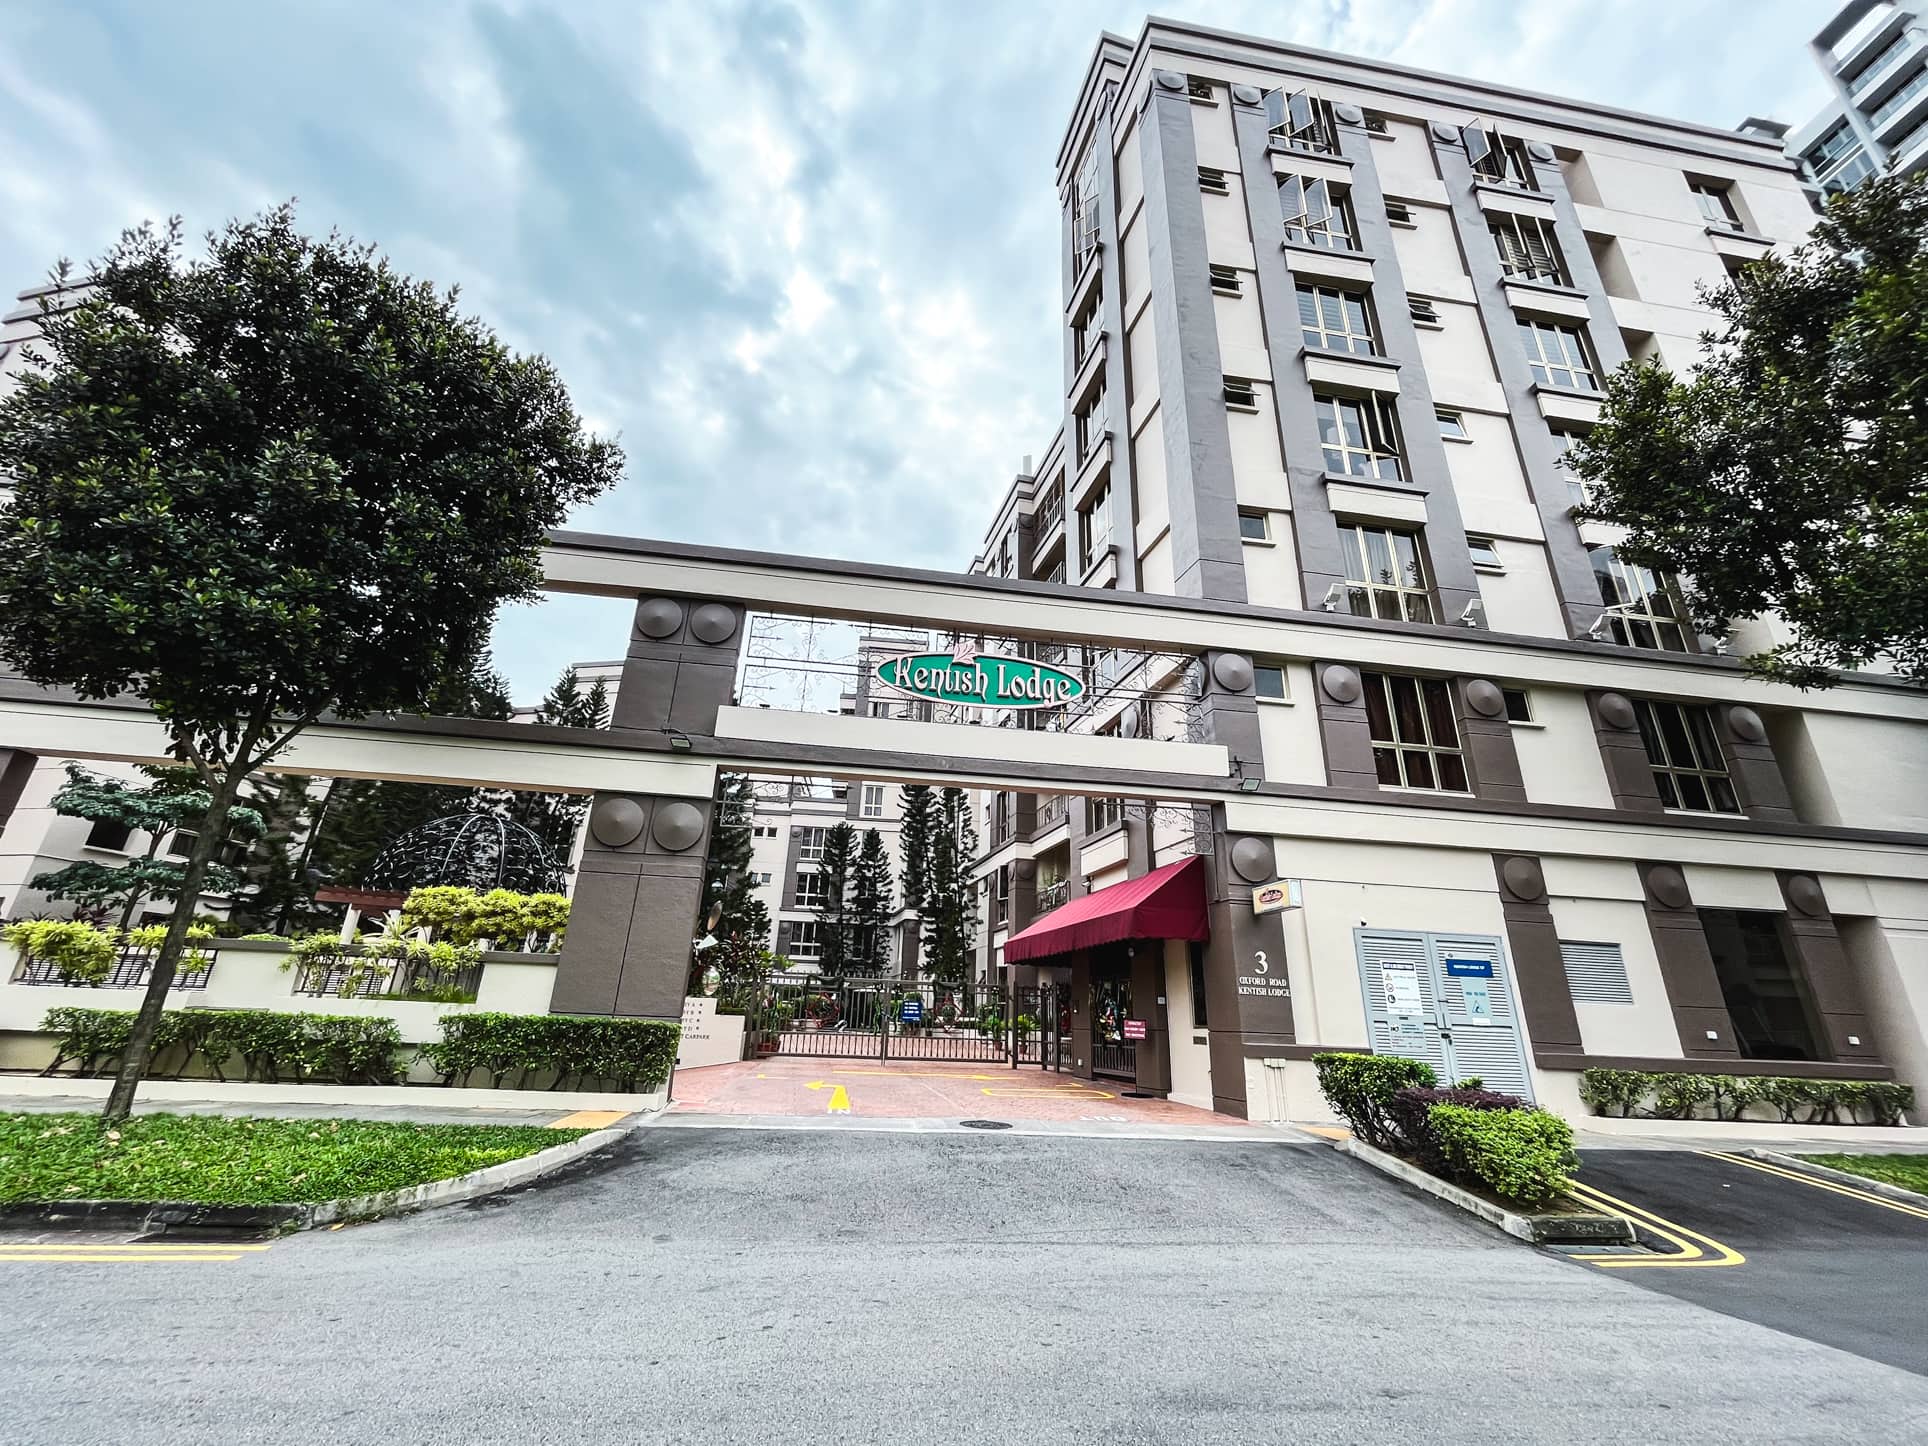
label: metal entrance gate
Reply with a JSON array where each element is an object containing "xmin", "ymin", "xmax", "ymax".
[{"xmin": 746, "ymin": 975, "xmax": 1069, "ymax": 1069}]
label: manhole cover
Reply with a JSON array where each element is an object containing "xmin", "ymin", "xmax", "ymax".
[{"xmin": 959, "ymin": 1119, "xmax": 1013, "ymax": 1131}]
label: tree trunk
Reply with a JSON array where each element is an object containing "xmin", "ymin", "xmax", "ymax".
[
  {"xmin": 115, "ymin": 833, "xmax": 166, "ymax": 933},
  {"xmin": 102, "ymin": 767, "xmax": 244, "ymax": 1122}
]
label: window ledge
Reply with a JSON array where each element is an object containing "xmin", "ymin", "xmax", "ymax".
[
  {"xmin": 1240, "ymin": 536, "xmax": 1278, "ymax": 548},
  {"xmin": 1506, "ymin": 719, "xmax": 1545, "ymax": 729},
  {"xmin": 1225, "ymin": 401, "xmax": 1262, "ymax": 414},
  {"xmin": 1377, "ymin": 785, "xmax": 1477, "ymax": 799},
  {"xmin": 1321, "ymin": 469, "xmax": 1425, "ymax": 495},
  {"xmin": 1256, "ymin": 694, "xmax": 1295, "ymax": 706},
  {"xmin": 1440, "ymin": 432, "xmax": 1474, "ymax": 444}
]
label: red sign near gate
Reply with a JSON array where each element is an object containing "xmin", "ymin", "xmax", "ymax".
[{"xmin": 1122, "ymin": 1019, "xmax": 1147, "ymax": 1040}]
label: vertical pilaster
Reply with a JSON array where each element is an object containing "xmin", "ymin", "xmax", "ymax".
[
  {"xmin": 1638, "ymin": 861, "xmax": 1741, "ymax": 1060},
  {"xmin": 1493, "ymin": 854, "xmax": 1582, "ymax": 1054},
  {"xmin": 1779, "ymin": 872, "xmax": 1882, "ymax": 1062},
  {"xmin": 1312, "ymin": 663, "xmax": 1379, "ymax": 792},
  {"xmin": 1589, "ymin": 690, "xmax": 1665, "ymax": 812},
  {"xmin": 1200, "ymin": 830, "xmax": 1296, "ymax": 1120},
  {"xmin": 1718, "ymin": 704, "xmax": 1798, "ymax": 823},
  {"xmin": 1456, "ymin": 678, "xmax": 1526, "ymax": 802}
]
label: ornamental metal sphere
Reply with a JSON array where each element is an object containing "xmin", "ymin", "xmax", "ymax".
[{"xmin": 364, "ymin": 811, "xmax": 565, "ymax": 894}]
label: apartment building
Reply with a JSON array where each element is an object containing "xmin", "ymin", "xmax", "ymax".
[
  {"xmin": 959, "ymin": 19, "xmax": 1928, "ymax": 1119},
  {"xmin": 1778, "ymin": 1, "xmax": 1928, "ymax": 196}
]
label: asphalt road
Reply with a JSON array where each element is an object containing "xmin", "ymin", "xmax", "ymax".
[
  {"xmin": 6, "ymin": 1127, "xmax": 1928, "ymax": 1445},
  {"xmin": 1570, "ymin": 1148, "xmax": 1928, "ymax": 1377}
]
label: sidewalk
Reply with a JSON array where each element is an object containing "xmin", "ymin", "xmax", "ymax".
[{"xmin": 0, "ymin": 1091, "xmax": 622, "ymax": 1130}]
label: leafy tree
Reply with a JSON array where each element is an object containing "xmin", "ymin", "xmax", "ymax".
[
  {"xmin": 227, "ymin": 773, "xmax": 322, "ymax": 934},
  {"xmin": 30, "ymin": 764, "xmax": 265, "ymax": 929},
  {"xmin": 700, "ymin": 771, "xmax": 769, "ymax": 956},
  {"xmin": 1570, "ymin": 172, "xmax": 1928, "ymax": 687},
  {"xmin": 500, "ymin": 664, "xmax": 611, "ymax": 869},
  {"xmin": 920, "ymin": 787, "xmax": 978, "ymax": 987},
  {"xmin": 851, "ymin": 827, "xmax": 893, "ymax": 974},
  {"xmin": 897, "ymin": 783, "xmax": 934, "ymax": 912},
  {"xmin": 813, "ymin": 822, "xmax": 858, "ymax": 977},
  {"xmin": 0, "ymin": 206, "xmax": 620, "ymax": 1118}
]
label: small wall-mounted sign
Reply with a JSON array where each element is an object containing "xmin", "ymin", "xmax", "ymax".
[
  {"xmin": 1122, "ymin": 1019, "xmax": 1147, "ymax": 1040},
  {"xmin": 875, "ymin": 651, "xmax": 1086, "ymax": 710},
  {"xmin": 901, "ymin": 999, "xmax": 924, "ymax": 1023},
  {"xmin": 1443, "ymin": 957, "xmax": 1494, "ymax": 979},
  {"xmin": 1251, "ymin": 880, "xmax": 1302, "ymax": 916}
]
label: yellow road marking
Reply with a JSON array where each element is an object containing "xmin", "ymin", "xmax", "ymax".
[
  {"xmin": 1299, "ymin": 1126, "xmax": 1350, "ymax": 1141},
  {"xmin": 0, "ymin": 1242, "xmax": 270, "ymax": 1253},
  {"xmin": 803, "ymin": 1081, "xmax": 852, "ymax": 1113},
  {"xmin": 0, "ymin": 1251, "xmax": 249, "ymax": 1262},
  {"xmin": 1566, "ymin": 1180, "xmax": 1746, "ymax": 1268},
  {"xmin": 1700, "ymin": 1150, "xmax": 1928, "ymax": 1222},
  {"xmin": 549, "ymin": 1109, "xmax": 629, "ymax": 1130}
]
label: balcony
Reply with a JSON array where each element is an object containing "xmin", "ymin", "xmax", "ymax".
[
  {"xmin": 1035, "ymin": 878, "xmax": 1070, "ymax": 914},
  {"xmin": 1035, "ymin": 480, "xmax": 1065, "ymax": 543}
]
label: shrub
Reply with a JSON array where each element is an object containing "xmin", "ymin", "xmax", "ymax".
[
  {"xmin": 398, "ymin": 885, "xmax": 571, "ymax": 948},
  {"xmin": 421, "ymin": 1013, "xmax": 679, "ymax": 1093},
  {"xmin": 1312, "ymin": 1052, "xmax": 1438, "ymax": 1150},
  {"xmin": 1387, "ymin": 1085, "xmax": 1527, "ymax": 1175},
  {"xmin": 1863, "ymin": 1081, "xmax": 1915, "ymax": 1127},
  {"xmin": 1648, "ymin": 1072, "xmax": 1714, "ymax": 1120},
  {"xmin": 1578, "ymin": 1068, "xmax": 1648, "ymax": 1118},
  {"xmin": 5, "ymin": 919, "xmax": 119, "ymax": 983},
  {"xmin": 39, "ymin": 1007, "xmax": 400, "ymax": 1085},
  {"xmin": 1428, "ymin": 1104, "xmax": 1578, "ymax": 1206},
  {"xmin": 125, "ymin": 922, "xmax": 215, "ymax": 952}
]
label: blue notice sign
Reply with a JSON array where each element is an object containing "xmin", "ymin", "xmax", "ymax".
[
  {"xmin": 900, "ymin": 1000, "xmax": 924, "ymax": 1023},
  {"xmin": 1443, "ymin": 958, "xmax": 1494, "ymax": 979}
]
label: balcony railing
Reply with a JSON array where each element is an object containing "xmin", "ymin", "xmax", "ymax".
[
  {"xmin": 290, "ymin": 951, "xmax": 482, "ymax": 1003},
  {"xmin": 11, "ymin": 946, "xmax": 214, "ymax": 991},
  {"xmin": 1035, "ymin": 879, "xmax": 1070, "ymax": 913},
  {"xmin": 1036, "ymin": 483, "xmax": 1065, "ymax": 537},
  {"xmin": 1033, "ymin": 794, "xmax": 1067, "ymax": 833}
]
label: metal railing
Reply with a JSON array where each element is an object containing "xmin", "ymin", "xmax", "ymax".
[
  {"xmin": 1035, "ymin": 878, "xmax": 1069, "ymax": 913},
  {"xmin": 290, "ymin": 951, "xmax": 483, "ymax": 1002},
  {"xmin": 1036, "ymin": 483, "xmax": 1065, "ymax": 537},
  {"xmin": 1033, "ymin": 794, "xmax": 1067, "ymax": 833},
  {"xmin": 11, "ymin": 946, "xmax": 214, "ymax": 991}
]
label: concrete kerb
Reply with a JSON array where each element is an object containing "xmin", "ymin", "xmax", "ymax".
[
  {"xmin": 1334, "ymin": 1135, "xmax": 1635, "ymax": 1246},
  {"xmin": 0, "ymin": 1113, "xmax": 657, "ymax": 1236},
  {"xmin": 1738, "ymin": 1146, "xmax": 1928, "ymax": 1208}
]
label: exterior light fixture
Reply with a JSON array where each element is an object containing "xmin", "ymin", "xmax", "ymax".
[
  {"xmin": 1239, "ymin": 776, "xmax": 1263, "ymax": 792},
  {"xmin": 663, "ymin": 727, "xmax": 694, "ymax": 752},
  {"xmin": 1320, "ymin": 582, "xmax": 1348, "ymax": 613}
]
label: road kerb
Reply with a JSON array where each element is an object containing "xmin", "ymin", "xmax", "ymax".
[{"xmin": 1333, "ymin": 1136, "xmax": 1634, "ymax": 1245}]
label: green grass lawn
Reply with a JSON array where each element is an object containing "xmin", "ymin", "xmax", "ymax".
[
  {"xmin": 1798, "ymin": 1153, "xmax": 1928, "ymax": 1197},
  {"xmin": 0, "ymin": 1112, "xmax": 587, "ymax": 1206}
]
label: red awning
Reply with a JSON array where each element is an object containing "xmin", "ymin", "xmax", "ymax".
[{"xmin": 1003, "ymin": 855, "xmax": 1209, "ymax": 963}]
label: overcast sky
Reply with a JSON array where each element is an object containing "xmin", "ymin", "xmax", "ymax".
[{"xmin": 0, "ymin": 1, "xmax": 1833, "ymax": 700}]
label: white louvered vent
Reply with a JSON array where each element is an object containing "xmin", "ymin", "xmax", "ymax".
[{"xmin": 1560, "ymin": 940, "xmax": 1634, "ymax": 1005}]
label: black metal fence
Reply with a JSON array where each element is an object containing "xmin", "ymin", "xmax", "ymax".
[
  {"xmin": 746, "ymin": 975, "xmax": 1070, "ymax": 1068},
  {"xmin": 289, "ymin": 951, "xmax": 482, "ymax": 1002},
  {"xmin": 11, "ymin": 947, "xmax": 214, "ymax": 991}
]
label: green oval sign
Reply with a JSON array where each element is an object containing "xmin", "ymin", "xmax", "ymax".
[{"xmin": 875, "ymin": 652, "xmax": 1085, "ymax": 710}]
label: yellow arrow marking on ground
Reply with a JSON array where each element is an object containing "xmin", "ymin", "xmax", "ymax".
[
  {"xmin": 803, "ymin": 1081, "xmax": 852, "ymax": 1113},
  {"xmin": 1565, "ymin": 1180, "xmax": 1746, "ymax": 1268}
]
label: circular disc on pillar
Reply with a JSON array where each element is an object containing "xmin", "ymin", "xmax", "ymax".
[
  {"xmin": 1500, "ymin": 856, "xmax": 1545, "ymax": 901},
  {"xmin": 1320, "ymin": 664, "xmax": 1362, "ymax": 703},
  {"xmin": 1212, "ymin": 653, "xmax": 1255, "ymax": 692},
  {"xmin": 689, "ymin": 602, "xmax": 738, "ymax": 645},
  {"xmin": 1013, "ymin": 858, "xmax": 1038, "ymax": 882},
  {"xmin": 1786, "ymin": 874, "xmax": 1828, "ymax": 916},
  {"xmin": 1333, "ymin": 102, "xmax": 1365, "ymax": 125},
  {"xmin": 1726, "ymin": 705, "xmax": 1767, "ymax": 742},
  {"xmin": 1596, "ymin": 692, "xmax": 1637, "ymax": 730},
  {"xmin": 635, "ymin": 597, "xmax": 685, "ymax": 639},
  {"xmin": 1430, "ymin": 121, "xmax": 1460, "ymax": 142},
  {"xmin": 1154, "ymin": 69, "xmax": 1186, "ymax": 90},
  {"xmin": 1527, "ymin": 140, "xmax": 1557, "ymax": 162},
  {"xmin": 589, "ymin": 797, "xmax": 646, "ymax": 849},
  {"xmin": 1465, "ymin": 679, "xmax": 1506, "ymax": 717},
  {"xmin": 1231, "ymin": 84, "xmax": 1262, "ymax": 105},
  {"xmin": 1230, "ymin": 836, "xmax": 1275, "ymax": 884},
  {"xmin": 1647, "ymin": 864, "xmax": 1691, "ymax": 910},
  {"xmin": 651, "ymin": 801, "xmax": 706, "ymax": 852}
]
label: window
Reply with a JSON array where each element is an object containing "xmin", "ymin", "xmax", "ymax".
[
  {"xmin": 1590, "ymin": 547, "xmax": 1688, "ymax": 651},
  {"xmin": 1408, "ymin": 298, "xmax": 1441, "ymax": 326},
  {"xmin": 1079, "ymin": 482, "xmax": 1112, "ymax": 571},
  {"xmin": 1384, "ymin": 199, "xmax": 1415, "ymax": 225},
  {"xmin": 1279, "ymin": 175, "xmax": 1356, "ymax": 250},
  {"xmin": 795, "ymin": 827, "xmax": 827, "ymax": 863},
  {"xmin": 1296, "ymin": 284, "xmax": 1377, "ymax": 355},
  {"xmin": 993, "ymin": 865, "xmax": 1010, "ymax": 927},
  {"xmin": 1208, "ymin": 264, "xmax": 1242, "ymax": 296},
  {"xmin": 166, "ymin": 829, "xmax": 249, "ymax": 869},
  {"xmin": 1071, "ymin": 143, "xmax": 1102, "ymax": 272},
  {"xmin": 1186, "ymin": 74, "xmax": 1215, "ymax": 103},
  {"xmin": 787, "ymin": 920, "xmax": 823, "ymax": 960},
  {"xmin": 1238, "ymin": 510, "xmax": 1271, "ymax": 542},
  {"xmin": 1518, "ymin": 320, "xmax": 1597, "ymax": 391},
  {"xmin": 1316, "ymin": 393, "xmax": 1403, "ymax": 480},
  {"xmin": 1362, "ymin": 672, "xmax": 1467, "ymax": 791},
  {"xmin": 85, "ymin": 818, "xmax": 133, "ymax": 852},
  {"xmin": 754, "ymin": 872, "xmax": 773, "ymax": 887},
  {"xmin": 1189, "ymin": 942, "xmax": 1210, "ymax": 1028},
  {"xmin": 1254, "ymin": 665, "xmax": 1287, "ymax": 700},
  {"xmin": 1807, "ymin": 120, "xmax": 1876, "ymax": 193},
  {"xmin": 1844, "ymin": 29, "xmax": 1912, "ymax": 86},
  {"xmin": 1634, "ymin": 699, "xmax": 1739, "ymax": 813},
  {"xmin": 1690, "ymin": 180, "xmax": 1743, "ymax": 231},
  {"xmin": 1502, "ymin": 688, "xmax": 1533, "ymax": 723},
  {"xmin": 1086, "ymin": 796, "xmax": 1124, "ymax": 832},
  {"xmin": 753, "ymin": 824, "xmax": 778, "ymax": 839},
  {"xmin": 1076, "ymin": 380, "xmax": 1107, "ymax": 457},
  {"xmin": 1872, "ymin": 65, "xmax": 1928, "ymax": 128},
  {"xmin": 1339, "ymin": 523, "xmax": 1433, "ymax": 622},
  {"xmin": 1466, "ymin": 127, "xmax": 1538, "ymax": 190},
  {"xmin": 1435, "ymin": 409, "xmax": 1468, "ymax": 440},
  {"xmin": 1362, "ymin": 111, "xmax": 1390, "ymax": 135},
  {"xmin": 793, "ymin": 870, "xmax": 827, "ymax": 909},
  {"xmin": 1223, "ymin": 376, "xmax": 1259, "ymax": 410},
  {"xmin": 1559, "ymin": 940, "xmax": 1633, "ymax": 1005},
  {"xmin": 1489, "ymin": 214, "xmax": 1568, "ymax": 285},
  {"xmin": 860, "ymin": 784, "xmax": 884, "ymax": 818},
  {"xmin": 1699, "ymin": 909, "xmax": 1825, "ymax": 1060},
  {"xmin": 1072, "ymin": 298, "xmax": 1099, "ymax": 363},
  {"xmin": 1466, "ymin": 536, "xmax": 1502, "ymax": 570},
  {"xmin": 1198, "ymin": 166, "xmax": 1230, "ymax": 196},
  {"xmin": 1265, "ymin": 89, "xmax": 1339, "ymax": 154}
]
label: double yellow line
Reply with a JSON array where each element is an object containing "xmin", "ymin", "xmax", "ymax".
[
  {"xmin": 1564, "ymin": 1179, "xmax": 1746, "ymax": 1268},
  {"xmin": 1700, "ymin": 1150, "xmax": 1928, "ymax": 1223},
  {"xmin": 0, "ymin": 1241, "xmax": 271, "ymax": 1265}
]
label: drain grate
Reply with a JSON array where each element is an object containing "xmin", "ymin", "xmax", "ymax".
[{"xmin": 959, "ymin": 1119, "xmax": 1013, "ymax": 1131}]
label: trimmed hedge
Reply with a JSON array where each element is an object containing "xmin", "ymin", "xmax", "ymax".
[
  {"xmin": 1428, "ymin": 1104, "xmax": 1578, "ymax": 1207},
  {"xmin": 39, "ymin": 1007, "xmax": 402, "ymax": 1085},
  {"xmin": 1387, "ymin": 1085, "xmax": 1527, "ymax": 1178},
  {"xmin": 421, "ymin": 1013, "xmax": 679, "ymax": 1093},
  {"xmin": 1579, "ymin": 1068, "xmax": 1914, "ymax": 1127},
  {"xmin": 1310, "ymin": 1052, "xmax": 1437, "ymax": 1150}
]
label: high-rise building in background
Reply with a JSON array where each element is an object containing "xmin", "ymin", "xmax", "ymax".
[{"xmin": 1774, "ymin": 1, "xmax": 1928, "ymax": 196}]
